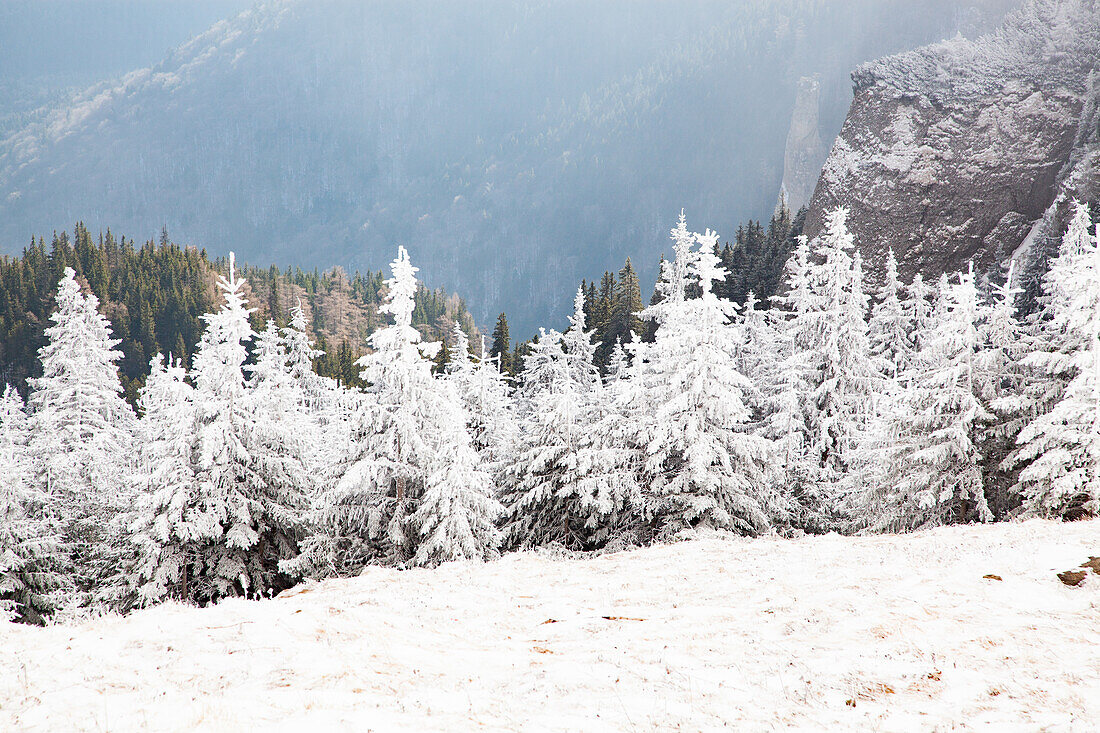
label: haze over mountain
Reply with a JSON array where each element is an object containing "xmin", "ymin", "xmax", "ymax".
[
  {"xmin": 0, "ymin": 1, "xmax": 253, "ymax": 139},
  {"xmin": 0, "ymin": 0, "xmax": 1019, "ymax": 334}
]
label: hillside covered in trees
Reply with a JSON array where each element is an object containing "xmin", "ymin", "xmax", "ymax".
[{"xmin": 0, "ymin": 224, "xmax": 477, "ymax": 402}]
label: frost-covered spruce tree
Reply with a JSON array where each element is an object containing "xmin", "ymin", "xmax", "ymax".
[
  {"xmin": 803, "ymin": 208, "xmax": 877, "ymax": 477},
  {"xmin": 767, "ymin": 237, "xmax": 816, "ymax": 478},
  {"xmin": 904, "ymin": 272, "xmax": 937, "ymax": 358},
  {"xmin": 283, "ymin": 301, "xmax": 328, "ymax": 404},
  {"xmin": 760, "ymin": 327, "xmax": 820, "ymax": 529},
  {"xmin": 865, "ymin": 265, "xmax": 993, "ymax": 531},
  {"xmin": 188, "ymin": 254, "xmax": 305, "ymax": 602},
  {"xmin": 503, "ymin": 289, "xmax": 639, "ymax": 550},
  {"xmin": 628, "ymin": 220, "xmax": 778, "ymax": 537},
  {"xmin": 1008, "ymin": 216, "xmax": 1100, "ymax": 518},
  {"xmin": 28, "ymin": 268, "xmax": 136, "ymax": 608},
  {"xmin": 293, "ymin": 247, "xmax": 500, "ymax": 573},
  {"xmin": 282, "ymin": 301, "xmax": 351, "ymax": 478},
  {"xmin": 409, "ymin": 375, "xmax": 503, "ymax": 567},
  {"xmin": 1013, "ymin": 203, "xmax": 1096, "ymax": 430},
  {"xmin": 974, "ymin": 261, "xmax": 1028, "ymax": 514},
  {"xmin": 131, "ymin": 354, "xmax": 205, "ymax": 605},
  {"xmin": 844, "ymin": 250, "xmax": 911, "ymax": 525},
  {"xmin": 605, "ymin": 338, "xmax": 630, "ymax": 383},
  {"xmin": 734, "ymin": 291, "xmax": 778, "ymax": 415},
  {"xmin": 247, "ymin": 320, "xmax": 316, "ymax": 490},
  {"xmin": 446, "ymin": 326, "xmax": 516, "ymax": 478},
  {"xmin": 1, "ymin": 385, "xmax": 65, "ymax": 623},
  {"xmin": 869, "ymin": 250, "xmax": 911, "ymax": 379},
  {"xmin": 769, "ymin": 209, "xmax": 874, "ymax": 530},
  {"xmin": 317, "ymin": 245, "xmax": 437, "ymax": 566}
]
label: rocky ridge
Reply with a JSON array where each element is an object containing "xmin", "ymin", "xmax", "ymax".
[{"xmin": 803, "ymin": 0, "xmax": 1100, "ymax": 298}]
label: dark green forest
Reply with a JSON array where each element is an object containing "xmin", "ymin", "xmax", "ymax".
[{"xmin": 0, "ymin": 224, "xmax": 476, "ymax": 404}]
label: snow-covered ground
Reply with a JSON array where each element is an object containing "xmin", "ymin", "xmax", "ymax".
[{"xmin": 2, "ymin": 520, "xmax": 1098, "ymax": 731}]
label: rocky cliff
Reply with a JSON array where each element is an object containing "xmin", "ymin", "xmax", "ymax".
[
  {"xmin": 803, "ymin": 0, "xmax": 1100, "ymax": 299},
  {"xmin": 779, "ymin": 76, "xmax": 828, "ymax": 213}
]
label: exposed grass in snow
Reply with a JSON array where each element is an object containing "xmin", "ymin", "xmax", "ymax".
[{"xmin": 2, "ymin": 519, "xmax": 1099, "ymax": 731}]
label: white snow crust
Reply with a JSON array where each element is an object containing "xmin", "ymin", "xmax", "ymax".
[{"xmin": 2, "ymin": 519, "xmax": 1098, "ymax": 731}]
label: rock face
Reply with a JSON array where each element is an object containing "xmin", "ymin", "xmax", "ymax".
[
  {"xmin": 779, "ymin": 76, "xmax": 828, "ymax": 213},
  {"xmin": 803, "ymin": 0, "xmax": 1100, "ymax": 297}
]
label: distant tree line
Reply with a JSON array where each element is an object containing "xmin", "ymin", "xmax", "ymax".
[{"xmin": 0, "ymin": 224, "xmax": 476, "ymax": 403}]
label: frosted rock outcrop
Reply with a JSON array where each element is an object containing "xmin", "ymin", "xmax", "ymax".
[{"xmin": 804, "ymin": 0, "xmax": 1100, "ymax": 299}]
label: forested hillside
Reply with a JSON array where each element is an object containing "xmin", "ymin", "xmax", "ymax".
[
  {"xmin": 0, "ymin": 224, "xmax": 476, "ymax": 403},
  {"xmin": 0, "ymin": 0, "xmax": 1019, "ymax": 334}
]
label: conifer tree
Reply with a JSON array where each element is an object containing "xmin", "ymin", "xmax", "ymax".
[
  {"xmin": 28, "ymin": 268, "xmax": 136, "ymax": 609},
  {"xmin": 803, "ymin": 208, "xmax": 876, "ymax": 477},
  {"xmin": 767, "ymin": 238, "xmax": 825, "ymax": 529},
  {"xmin": 1008, "ymin": 212, "xmax": 1100, "ymax": 519},
  {"xmin": 974, "ymin": 261, "xmax": 1027, "ymax": 515},
  {"xmin": 409, "ymin": 376, "xmax": 502, "ymax": 566},
  {"xmin": 503, "ymin": 286, "xmax": 638, "ymax": 550},
  {"xmin": 490, "ymin": 312, "xmax": 512, "ymax": 374},
  {"xmin": 1013, "ymin": 203, "xmax": 1096, "ymax": 427},
  {"xmin": 132, "ymin": 355, "xmax": 204, "ymax": 605},
  {"xmin": 904, "ymin": 273, "xmax": 937, "ymax": 358},
  {"xmin": 607, "ymin": 259, "xmax": 644, "ymax": 366},
  {"xmin": 446, "ymin": 326, "xmax": 516, "ymax": 479},
  {"xmin": 868, "ymin": 250, "xmax": 911, "ymax": 379},
  {"xmin": 627, "ymin": 217, "xmax": 779, "ymax": 537},
  {"xmin": 186, "ymin": 254, "xmax": 305, "ymax": 602},
  {"xmin": 769, "ymin": 210, "xmax": 876, "ymax": 530},
  {"xmin": 1, "ymin": 385, "xmax": 65, "ymax": 622},
  {"xmin": 864, "ymin": 265, "xmax": 994, "ymax": 531},
  {"xmin": 293, "ymin": 247, "xmax": 500, "ymax": 574}
]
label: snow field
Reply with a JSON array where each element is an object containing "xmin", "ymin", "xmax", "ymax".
[{"xmin": 2, "ymin": 518, "xmax": 1098, "ymax": 731}]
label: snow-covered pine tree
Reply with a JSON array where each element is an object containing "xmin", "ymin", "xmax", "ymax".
[
  {"xmin": 1012, "ymin": 203, "xmax": 1096, "ymax": 433},
  {"xmin": 283, "ymin": 300, "xmax": 329, "ymax": 406},
  {"xmin": 292, "ymin": 247, "xmax": 500, "ymax": 574},
  {"xmin": 446, "ymin": 326, "xmax": 516, "ymax": 479},
  {"xmin": 733, "ymin": 291, "xmax": 777, "ymax": 415},
  {"xmin": 868, "ymin": 250, "xmax": 911, "ymax": 379},
  {"xmin": 132, "ymin": 354, "xmax": 205, "ymax": 605},
  {"xmin": 760, "ymin": 327, "xmax": 820, "ymax": 529},
  {"xmin": 1008, "ymin": 215, "xmax": 1100, "ymax": 519},
  {"xmin": 247, "ymin": 320, "xmax": 315, "ymax": 494},
  {"xmin": 628, "ymin": 220, "xmax": 779, "ymax": 537},
  {"xmin": 803, "ymin": 208, "xmax": 877, "ymax": 478},
  {"xmin": 842, "ymin": 250, "xmax": 911, "ymax": 528},
  {"xmin": 326, "ymin": 245, "xmax": 437, "ymax": 566},
  {"xmin": 1, "ymin": 385, "xmax": 65, "ymax": 623},
  {"xmin": 187, "ymin": 253, "xmax": 306, "ymax": 602},
  {"xmin": 27, "ymin": 268, "xmax": 136, "ymax": 610},
  {"xmin": 864, "ymin": 264, "xmax": 994, "ymax": 531},
  {"xmin": 409, "ymin": 374, "xmax": 503, "ymax": 566},
  {"xmin": 766, "ymin": 237, "xmax": 816, "ymax": 493},
  {"xmin": 975, "ymin": 261, "xmax": 1027, "ymax": 516},
  {"xmin": 605, "ymin": 338, "xmax": 630, "ymax": 383},
  {"xmin": 503, "ymin": 288, "xmax": 639, "ymax": 550},
  {"xmin": 904, "ymin": 272, "xmax": 937, "ymax": 359},
  {"xmin": 282, "ymin": 300, "xmax": 352, "ymax": 480}
]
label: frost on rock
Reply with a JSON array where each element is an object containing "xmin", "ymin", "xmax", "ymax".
[{"xmin": 807, "ymin": 0, "xmax": 1100, "ymax": 298}]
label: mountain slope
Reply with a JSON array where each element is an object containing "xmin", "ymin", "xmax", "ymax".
[
  {"xmin": 803, "ymin": 0, "xmax": 1100, "ymax": 298},
  {"xmin": 0, "ymin": 1, "xmax": 1020, "ymax": 334},
  {"xmin": 1, "ymin": 520, "xmax": 1097, "ymax": 729}
]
